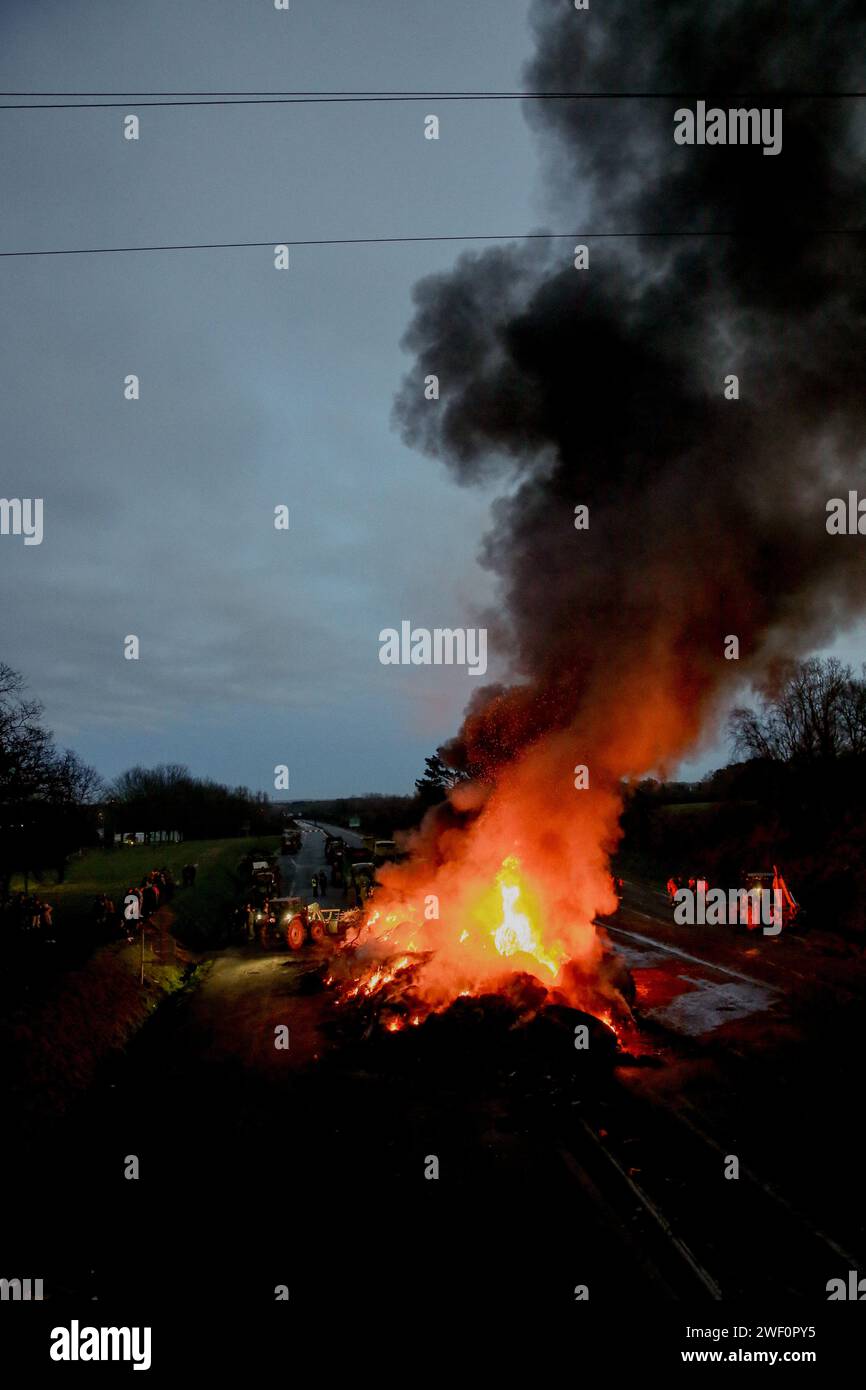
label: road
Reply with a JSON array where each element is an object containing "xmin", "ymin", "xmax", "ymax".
[
  {"xmin": 278, "ymin": 819, "xmax": 364, "ymax": 906},
  {"xmin": 6, "ymin": 841, "xmax": 866, "ymax": 1308},
  {"xmin": 591, "ymin": 877, "xmax": 866, "ymax": 1282},
  {"xmin": 603, "ymin": 876, "xmax": 866, "ymax": 1045},
  {"xmin": 301, "ymin": 818, "xmax": 364, "ymax": 847}
]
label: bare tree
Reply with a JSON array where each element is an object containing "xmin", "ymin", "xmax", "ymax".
[
  {"xmin": 0, "ymin": 664, "xmax": 103, "ymax": 897},
  {"xmin": 111, "ymin": 763, "xmax": 192, "ymax": 803},
  {"xmin": 730, "ymin": 657, "xmax": 866, "ymax": 762}
]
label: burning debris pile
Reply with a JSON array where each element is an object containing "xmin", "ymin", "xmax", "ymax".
[
  {"xmin": 318, "ymin": 864, "xmax": 637, "ymax": 1088},
  {"xmin": 341, "ymin": 3, "xmax": 866, "ymax": 1028},
  {"xmin": 322, "ymin": 950, "xmax": 623, "ymax": 1086},
  {"xmin": 326, "ymin": 852, "xmax": 633, "ymax": 1036}
]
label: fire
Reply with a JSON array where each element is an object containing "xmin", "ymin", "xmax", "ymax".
[
  {"xmin": 485, "ymin": 856, "xmax": 565, "ymax": 977},
  {"xmin": 332, "ymin": 847, "xmax": 624, "ymax": 1029},
  {"xmin": 327, "ymin": 725, "xmax": 640, "ymax": 1024},
  {"xmin": 341, "ymin": 850, "xmax": 576, "ymax": 1005}
]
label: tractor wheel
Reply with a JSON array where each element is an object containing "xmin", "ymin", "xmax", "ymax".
[
  {"xmin": 286, "ymin": 917, "xmax": 306, "ymax": 950},
  {"xmin": 309, "ymin": 919, "xmax": 325, "ymax": 943}
]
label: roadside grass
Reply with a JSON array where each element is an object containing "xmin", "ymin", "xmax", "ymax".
[
  {"xmin": 11, "ymin": 835, "xmax": 279, "ymax": 939},
  {"xmin": 170, "ymin": 836, "xmax": 280, "ymax": 945}
]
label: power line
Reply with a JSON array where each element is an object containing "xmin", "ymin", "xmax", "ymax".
[
  {"xmin": 2, "ymin": 89, "xmax": 864, "ymax": 96},
  {"xmin": 1, "ymin": 229, "xmax": 863, "ymax": 259},
  {"xmin": 1, "ymin": 90, "xmax": 864, "ymax": 110}
]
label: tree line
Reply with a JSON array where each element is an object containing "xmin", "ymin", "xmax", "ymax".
[
  {"xmin": 0, "ymin": 663, "xmax": 279, "ymax": 898},
  {"xmin": 106, "ymin": 763, "xmax": 277, "ymax": 843}
]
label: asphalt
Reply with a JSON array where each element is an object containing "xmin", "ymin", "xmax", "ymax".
[{"xmin": 276, "ymin": 819, "xmax": 364, "ymax": 913}]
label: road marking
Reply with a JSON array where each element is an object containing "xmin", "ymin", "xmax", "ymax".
[{"xmin": 563, "ymin": 1128, "xmax": 724, "ymax": 1298}]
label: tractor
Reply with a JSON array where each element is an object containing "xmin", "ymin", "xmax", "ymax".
[
  {"xmin": 265, "ymin": 897, "xmax": 342, "ymax": 949},
  {"xmin": 739, "ymin": 866, "xmax": 801, "ymax": 931}
]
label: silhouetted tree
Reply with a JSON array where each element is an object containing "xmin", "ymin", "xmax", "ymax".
[
  {"xmin": 0, "ymin": 664, "xmax": 103, "ymax": 897},
  {"xmin": 110, "ymin": 762, "xmax": 276, "ymax": 840},
  {"xmin": 414, "ymin": 752, "xmax": 469, "ymax": 808},
  {"xmin": 730, "ymin": 657, "xmax": 866, "ymax": 763}
]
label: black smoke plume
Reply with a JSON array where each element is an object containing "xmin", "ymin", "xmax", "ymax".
[{"xmin": 394, "ymin": 0, "xmax": 866, "ymax": 782}]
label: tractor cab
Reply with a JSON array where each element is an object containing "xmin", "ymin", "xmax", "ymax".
[{"xmin": 741, "ymin": 866, "xmax": 800, "ymax": 931}]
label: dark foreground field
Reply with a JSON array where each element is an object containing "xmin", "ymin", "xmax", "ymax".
[{"xmin": 3, "ymin": 892, "xmax": 866, "ymax": 1318}]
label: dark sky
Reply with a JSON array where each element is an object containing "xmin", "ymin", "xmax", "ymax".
[
  {"xmin": 0, "ymin": 0, "xmax": 546, "ymax": 797},
  {"xmin": 2, "ymin": 0, "xmax": 863, "ymax": 796}
]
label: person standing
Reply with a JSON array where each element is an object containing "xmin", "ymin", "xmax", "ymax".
[{"xmin": 144, "ymin": 880, "xmax": 160, "ymax": 918}]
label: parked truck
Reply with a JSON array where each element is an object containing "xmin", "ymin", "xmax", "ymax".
[
  {"xmin": 373, "ymin": 839, "xmax": 399, "ymax": 866},
  {"xmin": 324, "ymin": 835, "xmax": 345, "ymax": 865}
]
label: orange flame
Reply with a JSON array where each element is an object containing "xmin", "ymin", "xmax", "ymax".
[{"xmin": 332, "ymin": 722, "xmax": 648, "ymax": 1020}]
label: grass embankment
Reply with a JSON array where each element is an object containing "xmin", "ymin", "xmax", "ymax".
[
  {"xmin": 12, "ymin": 835, "xmax": 280, "ymax": 943},
  {"xmin": 169, "ymin": 835, "xmax": 280, "ymax": 944},
  {"xmin": 2, "ymin": 835, "xmax": 279, "ymax": 1132},
  {"xmin": 0, "ymin": 937, "xmax": 195, "ymax": 1132}
]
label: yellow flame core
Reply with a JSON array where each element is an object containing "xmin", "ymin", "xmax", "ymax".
[{"xmin": 489, "ymin": 856, "xmax": 563, "ymax": 977}]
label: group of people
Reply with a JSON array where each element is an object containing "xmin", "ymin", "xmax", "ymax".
[
  {"xmin": 666, "ymin": 874, "xmax": 709, "ymax": 902},
  {"xmin": 236, "ymin": 898, "xmax": 290, "ymax": 946},
  {"xmin": 124, "ymin": 866, "xmax": 176, "ymax": 919},
  {"xmin": 92, "ymin": 865, "xmax": 176, "ymax": 940},
  {"xmin": 5, "ymin": 892, "xmax": 55, "ymax": 938},
  {"xmin": 4, "ymin": 861, "xmax": 190, "ymax": 947}
]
